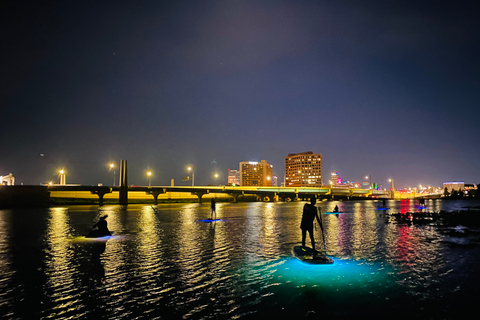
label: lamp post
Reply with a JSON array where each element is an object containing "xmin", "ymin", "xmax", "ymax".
[
  {"xmin": 187, "ymin": 166, "xmax": 194, "ymax": 187},
  {"xmin": 147, "ymin": 171, "xmax": 152, "ymax": 187},
  {"xmin": 389, "ymin": 179, "xmax": 395, "ymax": 199},
  {"xmin": 59, "ymin": 169, "xmax": 66, "ymax": 185},
  {"xmin": 109, "ymin": 163, "xmax": 116, "ymax": 186}
]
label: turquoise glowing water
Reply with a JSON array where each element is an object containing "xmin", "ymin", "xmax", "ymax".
[{"xmin": 0, "ymin": 200, "xmax": 479, "ymax": 319}]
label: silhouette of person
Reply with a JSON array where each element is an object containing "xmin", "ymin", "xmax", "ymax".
[
  {"xmin": 88, "ymin": 215, "xmax": 111, "ymax": 237},
  {"xmin": 333, "ymin": 205, "xmax": 339, "ymax": 212},
  {"xmin": 210, "ymin": 198, "xmax": 216, "ymax": 219},
  {"xmin": 301, "ymin": 197, "xmax": 323, "ymax": 254}
]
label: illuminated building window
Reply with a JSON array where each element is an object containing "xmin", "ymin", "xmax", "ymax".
[{"xmin": 284, "ymin": 152, "xmax": 322, "ymax": 187}]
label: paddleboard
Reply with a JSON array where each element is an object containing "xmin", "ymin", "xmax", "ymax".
[
  {"xmin": 71, "ymin": 235, "xmax": 113, "ymax": 243},
  {"xmin": 86, "ymin": 230, "xmax": 113, "ymax": 238},
  {"xmin": 376, "ymin": 208, "xmax": 389, "ymax": 211},
  {"xmin": 293, "ymin": 246, "xmax": 333, "ymax": 264},
  {"xmin": 324, "ymin": 211, "xmax": 344, "ymax": 214},
  {"xmin": 198, "ymin": 219, "xmax": 222, "ymax": 223}
]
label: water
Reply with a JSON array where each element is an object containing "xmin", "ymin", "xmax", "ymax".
[{"xmin": 1, "ymin": 199, "xmax": 479, "ymax": 319}]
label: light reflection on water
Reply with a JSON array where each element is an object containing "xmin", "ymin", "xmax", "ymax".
[{"xmin": 0, "ymin": 200, "xmax": 479, "ymax": 319}]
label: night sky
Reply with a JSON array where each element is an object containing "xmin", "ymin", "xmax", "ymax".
[{"xmin": 2, "ymin": 0, "xmax": 479, "ymax": 188}]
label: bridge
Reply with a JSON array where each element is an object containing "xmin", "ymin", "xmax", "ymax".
[
  {"xmin": 46, "ymin": 160, "xmax": 389, "ymax": 204},
  {"xmin": 46, "ymin": 185, "xmax": 390, "ymax": 205}
]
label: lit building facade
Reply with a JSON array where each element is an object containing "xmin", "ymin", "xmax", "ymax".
[
  {"xmin": 239, "ymin": 160, "xmax": 273, "ymax": 186},
  {"xmin": 443, "ymin": 181, "xmax": 465, "ymax": 193},
  {"xmin": 329, "ymin": 172, "xmax": 340, "ymax": 186},
  {"xmin": 0, "ymin": 173, "xmax": 15, "ymax": 185},
  {"xmin": 284, "ymin": 152, "xmax": 322, "ymax": 187},
  {"xmin": 227, "ymin": 169, "xmax": 240, "ymax": 186}
]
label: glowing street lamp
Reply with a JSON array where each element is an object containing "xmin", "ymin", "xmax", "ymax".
[
  {"xmin": 59, "ymin": 169, "xmax": 66, "ymax": 185},
  {"xmin": 187, "ymin": 166, "xmax": 195, "ymax": 187},
  {"xmin": 389, "ymin": 178, "xmax": 395, "ymax": 199},
  {"xmin": 109, "ymin": 163, "xmax": 116, "ymax": 186},
  {"xmin": 388, "ymin": 178, "xmax": 395, "ymax": 190},
  {"xmin": 147, "ymin": 171, "xmax": 152, "ymax": 187}
]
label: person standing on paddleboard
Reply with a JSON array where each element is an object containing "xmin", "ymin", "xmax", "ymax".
[
  {"xmin": 300, "ymin": 197, "xmax": 324, "ymax": 254},
  {"xmin": 210, "ymin": 198, "xmax": 216, "ymax": 219}
]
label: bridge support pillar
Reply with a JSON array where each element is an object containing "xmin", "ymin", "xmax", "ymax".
[
  {"xmin": 193, "ymin": 192, "xmax": 207, "ymax": 204},
  {"xmin": 230, "ymin": 194, "xmax": 239, "ymax": 202},
  {"xmin": 91, "ymin": 187, "xmax": 113, "ymax": 206},
  {"xmin": 146, "ymin": 189, "xmax": 165, "ymax": 205},
  {"xmin": 269, "ymin": 193, "xmax": 277, "ymax": 202}
]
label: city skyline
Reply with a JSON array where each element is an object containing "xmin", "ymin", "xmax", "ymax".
[{"xmin": 2, "ymin": 1, "xmax": 479, "ymax": 188}]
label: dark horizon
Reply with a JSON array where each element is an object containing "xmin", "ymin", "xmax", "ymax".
[{"xmin": 2, "ymin": 1, "xmax": 479, "ymax": 188}]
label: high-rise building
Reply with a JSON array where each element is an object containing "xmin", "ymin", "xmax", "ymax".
[
  {"xmin": 330, "ymin": 172, "xmax": 340, "ymax": 186},
  {"xmin": 284, "ymin": 151, "xmax": 322, "ymax": 187},
  {"xmin": 227, "ymin": 169, "xmax": 240, "ymax": 186},
  {"xmin": 239, "ymin": 160, "xmax": 273, "ymax": 186}
]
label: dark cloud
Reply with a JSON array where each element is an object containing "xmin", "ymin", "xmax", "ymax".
[{"xmin": 1, "ymin": 0, "xmax": 479, "ymax": 187}]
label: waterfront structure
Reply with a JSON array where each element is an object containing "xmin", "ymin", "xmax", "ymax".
[
  {"xmin": 443, "ymin": 181, "xmax": 464, "ymax": 193},
  {"xmin": 465, "ymin": 184, "xmax": 477, "ymax": 193},
  {"xmin": 284, "ymin": 151, "xmax": 323, "ymax": 187},
  {"xmin": 0, "ymin": 173, "xmax": 15, "ymax": 185},
  {"xmin": 443, "ymin": 181, "xmax": 477, "ymax": 195},
  {"xmin": 239, "ymin": 160, "xmax": 273, "ymax": 186},
  {"xmin": 227, "ymin": 169, "xmax": 240, "ymax": 186}
]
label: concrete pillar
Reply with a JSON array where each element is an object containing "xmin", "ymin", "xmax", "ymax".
[
  {"xmin": 146, "ymin": 189, "xmax": 164, "ymax": 205},
  {"xmin": 91, "ymin": 187, "xmax": 112, "ymax": 206},
  {"xmin": 119, "ymin": 160, "xmax": 128, "ymax": 206},
  {"xmin": 193, "ymin": 192, "xmax": 206, "ymax": 203}
]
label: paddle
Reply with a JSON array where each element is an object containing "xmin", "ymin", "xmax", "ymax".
[{"xmin": 318, "ymin": 214, "xmax": 327, "ymax": 255}]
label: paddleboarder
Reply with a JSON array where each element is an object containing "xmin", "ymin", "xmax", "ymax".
[
  {"xmin": 301, "ymin": 196, "xmax": 324, "ymax": 254},
  {"xmin": 210, "ymin": 198, "xmax": 216, "ymax": 219},
  {"xmin": 89, "ymin": 215, "xmax": 111, "ymax": 237}
]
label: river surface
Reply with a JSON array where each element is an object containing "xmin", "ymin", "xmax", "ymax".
[{"xmin": 1, "ymin": 199, "xmax": 479, "ymax": 319}]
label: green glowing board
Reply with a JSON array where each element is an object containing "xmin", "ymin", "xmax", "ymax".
[{"xmin": 293, "ymin": 246, "xmax": 334, "ymax": 264}]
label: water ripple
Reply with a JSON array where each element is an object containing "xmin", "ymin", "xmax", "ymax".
[{"xmin": 1, "ymin": 201, "xmax": 479, "ymax": 319}]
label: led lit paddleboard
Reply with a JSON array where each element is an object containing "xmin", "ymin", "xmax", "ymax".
[
  {"xmin": 293, "ymin": 246, "xmax": 333, "ymax": 264},
  {"xmin": 198, "ymin": 219, "xmax": 222, "ymax": 223},
  {"xmin": 86, "ymin": 230, "xmax": 113, "ymax": 238},
  {"xmin": 71, "ymin": 235, "xmax": 113, "ymax": 243},
  {"xmin": 324, "ymin": 212, "xmax": 344, "ymax": 214},
  {"xmin": 376, "ymin": 208, "xmax": 389, "ymax": 211}
]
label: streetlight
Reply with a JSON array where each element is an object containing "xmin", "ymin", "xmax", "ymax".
[
  {"xmin": 389, "ymin": 178, "xmax": 395, "ymax": 199},
  {"xmin": 109, "ymin": 163, "xmax": 116, "ymax": 186},
  {"xmin": 147, "ymin": 171, "xmax": 152, "ymax": 187},
  {"xmin": 187, "ymin": 166, "xmax": 194, "ymax": 187},
  {"xmin": 59, "ymin": 169, "xmax": 66, "ymax": 185},
  {"xmin": 388, "ymin": 178, "xmax": 395, "ymax": 190}
]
